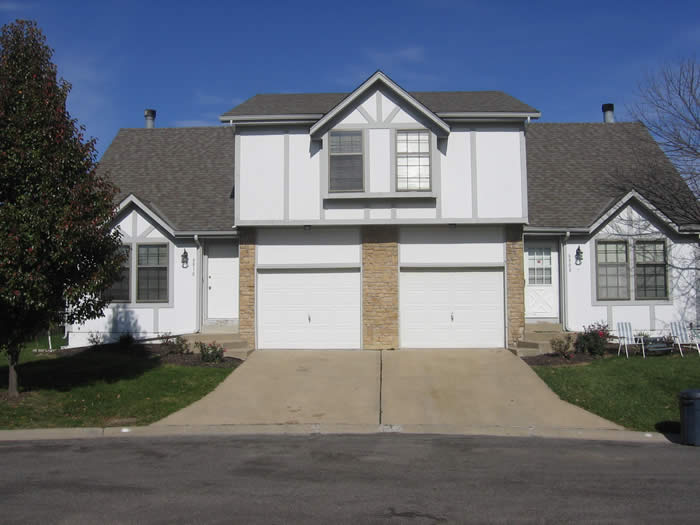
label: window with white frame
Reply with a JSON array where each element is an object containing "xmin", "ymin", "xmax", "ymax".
[
  {"xmin": 329, "ymin": 131, "xmax": 363, "ymax": 192},
  {"xmin": 137, "ymin": 244, "xmax": 168, "ymax": 302},
  {"xmin": 527, "ymin": 247, "xmax": 552, "ymax": 285},
  {"xmin": 105, "ymin": 245, "xmax": 131, "ymax": 302},
  {"xmin": 596, "ymin": 241, "xmax": 630, "ymax": 300},
  {"xmin": 396, "ymin": 130, "xmax": 430, "ymax": 191},
  {"xmin": 635, "ymin": 241, "xmax": 668, "ymax": 299}
]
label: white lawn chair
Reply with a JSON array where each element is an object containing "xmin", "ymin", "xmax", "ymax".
[
  {"xmin": 617, "ymin": 322, "xmax": 645, "ymax": 359},
  {"xmin": 670, "ymin": 322, "xmax": 699, "ymax": 357}
]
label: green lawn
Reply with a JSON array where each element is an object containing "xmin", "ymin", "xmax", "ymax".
[
  {"xmin": 0, "ymin": 347, "xmax": 234, "ymax": 429},
  {"xmin": 533, "ymin": 353, "xmax": 700, "ymax": 432}
]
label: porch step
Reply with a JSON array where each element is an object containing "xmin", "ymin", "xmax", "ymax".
[
  {"xmin": 516, "ymin": 323, "xmax": 569, "ymax": 357},
  {"xmin": 181, "ymin": 332, "xmax": 254, "ymax": 361}
]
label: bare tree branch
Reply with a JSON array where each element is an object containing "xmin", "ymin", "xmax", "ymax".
[{"xmin": 629, "ymin": 57, "xmax": 700, "ymax": 196}]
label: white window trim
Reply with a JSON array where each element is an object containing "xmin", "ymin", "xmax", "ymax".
[
  {"xmin": 633, "ymin": 239, "xmax": 669, "ymax": 301},
  {"xmin": 591, "ymin": 237, "xmax": 672, "ymax": 306},
  {"xmin": 396, "ymin": 129, "xmax": 431, "ymax": 192},
  {"xmin": 136, "ymin": 242, "xmax": 170, "ymax": 304},
  {"xmin": 328, "ymin": 129, "xmax": 365, "ymax": 193}
]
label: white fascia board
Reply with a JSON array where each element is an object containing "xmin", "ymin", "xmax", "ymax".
[
  {"xmin": 588, "ymin": 190, "xmax": 679, "ymax": 234},
  {"xmin": 218, "ymin": 114, "xmax": 323, "ymax": 123},
  {"xmin": 309, "ymin": 71, "xmax": 450, "ymax": 138},
  {"xmin": 116, "ymin": 194, "xmax": 175, "ymax": 237},
  {"xmin": 439, "ymin": 111, "xmax": 541, "ymax": 120},
  {"xmin": 175, "ymin": 231, "xmax": 239, "ymax": 238},
  {"xmin": 528, "ymin": 191, "xmax": 685, "ymax": 236}
]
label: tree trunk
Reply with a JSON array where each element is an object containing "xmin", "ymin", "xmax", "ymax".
[{"xmin": 7, "ymin": 348, "xmax": 19, "ymax": 398}]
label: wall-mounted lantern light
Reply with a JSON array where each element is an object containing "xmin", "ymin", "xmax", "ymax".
[
  {"xmin": 575, "ymin": 246, "xmax": 583, "ymax": 265},
  {"xmin": 181, "ymin": 249, "xmax": 189, "ymax": 268},
  {"xmin": 304, "ymin": 225, "xmax": 312, "ymax": 231}
]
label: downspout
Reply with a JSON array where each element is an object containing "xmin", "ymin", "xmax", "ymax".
[
  {"xmin": 561, "ymin": 232, "xmax": 570, "ymax": 331},
  {"xmin": 194, "ymin": 234, "xmax": 202, "ymax": 333}
]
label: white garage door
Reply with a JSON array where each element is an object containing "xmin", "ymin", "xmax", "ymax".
[
  {"xmin": 400, "ymin": 268, "xmax": 505, "ymax": 348},
  {"xmin": 257, "ymin": 269, "xmax": 361, "ymax": 349}
]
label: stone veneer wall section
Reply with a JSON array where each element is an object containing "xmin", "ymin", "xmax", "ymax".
[
  {"xmin": 238, "ymin": 228, "xmax": 256, "ymax": 348},
  {"xmin": 505, "ymin": 225, "xmax": 525, "ymax": 347},
  {"xmin": 362, "ymin": 226, "xmax": 399, "ymax": 350}
]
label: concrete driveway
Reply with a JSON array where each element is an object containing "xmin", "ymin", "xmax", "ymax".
[
  {"xmin": 156, "ymin": 349, "xmax": 620, "ymax": 431},
  {"xmin": 157, "ymin": 350, "xmax": 380, "ymax": 426}
]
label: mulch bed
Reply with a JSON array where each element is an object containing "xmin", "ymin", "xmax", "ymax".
[
  {"xmin": 32, "ymin": 343, "xmax": 241, "ymax": 369},
  {"xmin": 145, "ymin": 344, "xmax": 241, "ymax": 368}
]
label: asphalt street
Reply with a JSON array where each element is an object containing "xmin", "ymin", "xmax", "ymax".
[{"xmin": 1, "ymin": 434, "xmax": 698, "ymax": 524}]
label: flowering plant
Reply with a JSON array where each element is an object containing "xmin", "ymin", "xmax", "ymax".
[{"xmin": 574, "ymin": 321, "xmax": 610, "ymax": 357}]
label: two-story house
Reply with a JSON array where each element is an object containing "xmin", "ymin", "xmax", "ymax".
[{"xmin": 68, "ymin": 72, "xmax": 699, "ymax": 351}]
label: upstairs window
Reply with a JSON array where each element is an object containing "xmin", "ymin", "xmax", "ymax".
[
  {"xmin": 137, "ymin": 244, "xmax": 168, "ymax": 302},
  {"xmin": 396, "ymin": 130, "xmax": 430, "ymax": 191},
  {"xmin": 635, "ymin": 241, "xmax": 668, "ymax": 299},
  {"xmin": 105, "ymin": 245, "xmax": 131, "ymax": 302},
  {"xmin": 596, "ymin": 241, "xmax": 629, "ymax": 300},
  {"xmin": 329, "ymin": 131, "xmax": 363, "ymax": 192}
]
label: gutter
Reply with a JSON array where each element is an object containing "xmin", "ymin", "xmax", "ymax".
[
  {"xmin": 175, "ymin": 230, "xmax": 239, "ymax": 238},
  {"xmin": 561, "ymin": 231, "xmax": 570, "ymax": 332},
  {"xmin": 194, "ymin": 234, "xmax": 202, "ymax": 334},
  {"xmin": 524, "ymin": 226, "xmax": 588, "ymax": 234}
]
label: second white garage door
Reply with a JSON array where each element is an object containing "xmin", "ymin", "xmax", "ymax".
[
  {"xmin": 400, "ymin": 268, "xmax": 505, "ymax": 348},
  {"xmin": 257, "ymin": 269, "xmax": 361, "ymax": 349}
]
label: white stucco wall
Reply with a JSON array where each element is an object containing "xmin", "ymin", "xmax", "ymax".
[
  {"xmin": 288, "ymin": 131, "xmax": 322, "ymax": 221},
  {"xmin": 400, "ymin": 226, "xmax": 505, "ymax": 265},
  {"xmin": 441, "ymin": 129, "xmax": 472, "ymax": 219},
  {"xmin": 368, "ymin": 128, "xmax": 391, "ymax": 192},
  {"xmin": 235, "ymin": 86, "xmax": 526, "ymax": 226},
  {"xmin": 67, "ymin": 207, "xmax": 200, "ymax": 347},
  {"xmin": 563, "ymin": 204, "xmax": 697, "ymax": 334},
  {"xmin": 475, "ymin": 130, "xmax": 523, "ymax": 219},
  {"xmin": 257, "ymin": 227, "xmax": 361, "ymax": 266},
  {"xmin": 238, "ymin": 129, "xmax": 285, "ymax": 221}
]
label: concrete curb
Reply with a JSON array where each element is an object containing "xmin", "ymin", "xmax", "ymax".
[{"xmin": 0, "ymin": 423, "xmax": 678, "ymax": 444}]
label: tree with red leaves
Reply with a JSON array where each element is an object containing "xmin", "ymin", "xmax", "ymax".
[{"xmin": 0, "ymin": 20, "xmax": 123, "ymax": 397}]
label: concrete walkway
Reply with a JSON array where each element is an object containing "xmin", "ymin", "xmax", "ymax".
[{"xmin": 156, "ymin": 348, "xmax": 621, "ymax": 431}]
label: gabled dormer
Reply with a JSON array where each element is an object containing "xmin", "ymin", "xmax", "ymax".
[{"xmin": 223, "ymin": 71, "xmax": 539, "ymax": 226}]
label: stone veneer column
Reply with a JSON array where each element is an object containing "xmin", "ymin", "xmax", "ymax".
[
  {"xmin": 362, "ymin": 226, "xmax": 399, "ymax": 350},
  {"xmin": 505, "ymin": 224, "xmax": 525, "ymax": 347},
  {"xmin": 238, "ymin": 228, "xmax": 256, "ymax": 348}
]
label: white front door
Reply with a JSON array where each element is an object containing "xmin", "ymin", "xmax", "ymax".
[
  {"xmin": 400, "ymin": 269, "xmax": 505, "ymax": 348},
  {"xmin": 257, "ymin": 269, "xmax": 361, "ymax": 349},
  {"xmin": 206, "ymin": 242, "xmax": 239, "ymax": 319},
  {"xmin": 524, "ymin": 240, "xmax": 560, "ymax": 319}
]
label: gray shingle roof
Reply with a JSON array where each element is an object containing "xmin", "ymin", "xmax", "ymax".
[
  {"xmin": 99, "ymin": 127, "xmax": 234, "ymax": 231},
  {"xmin": 100, "ymin": 122, "xmax": 696, "ymax": 233},
  {"xmin": 526, "ymin": 122, "xmax": 698, "ymax": 229},
  {"xmin": 221, "ymin": 91, "xmax": 538, "ymax": 117}
]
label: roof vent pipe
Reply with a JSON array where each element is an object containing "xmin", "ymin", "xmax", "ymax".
[
  {"xmin": 144, "ymin": 109, "xmax": 156, "ymax": 128},
  {"xmin": 602, "ymin": 103, "xmax": 614, "ymax": 123}
]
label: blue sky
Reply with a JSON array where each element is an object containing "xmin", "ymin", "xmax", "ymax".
[{"xmin": 2, "ymin": 1, "xmax": 698, "ymax": 157}]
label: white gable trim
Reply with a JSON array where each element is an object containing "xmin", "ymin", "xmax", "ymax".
[
  {"xmin": 116, "ymin": 194, "xmax": 176, "ymax": 237},
  {"xmin": 310, "ymin": 71, "xmax": 450, "ymax": 138},
  {"xmin": 589, "ymin": 190, "xmax": 679, "ymax": 234},
  {"xmin": 115, "ymin": 195, "xmax": 239, "ymax": 238},
  {"xmin": 524, "ymin": 190, "xmax": 693, "ymax": 236}
]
